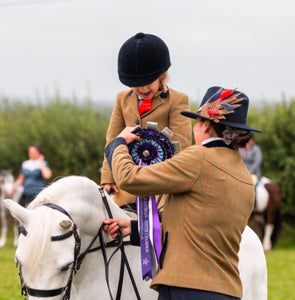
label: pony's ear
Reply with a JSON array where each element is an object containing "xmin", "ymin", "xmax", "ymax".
[
  {"xmin": 59, "ymin": 219, "xmax": 72, "ymax": 230},
  {"xmin": 3, "ymin": 199, "xmax": 31, "ymax": 225}
]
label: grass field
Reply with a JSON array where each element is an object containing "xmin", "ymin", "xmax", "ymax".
[
  {"xmin": 0, "ymin": 241, "xmax": 22, "ymax": 300},
  {"xmin": 0, "ymin": 222, "xmax": 295, "ymax": 300}
]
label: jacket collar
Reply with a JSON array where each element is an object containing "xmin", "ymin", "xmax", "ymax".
[
  {"xmin": 128, "ymin": 88, "xmax": 169, "ymax": 118},
  {"xmin": 202, "ymin": 137, "xmax": 234, "ymax": 149}
]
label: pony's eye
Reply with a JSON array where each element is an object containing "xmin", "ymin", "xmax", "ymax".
[{"xmin": 60, "ymin": 262, "xmax": 73, "ymax": 272}]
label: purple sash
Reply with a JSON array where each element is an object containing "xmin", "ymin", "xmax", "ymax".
[{"xmin": 136, "ymin": 195, "xmax": 161, "ymax": 280}]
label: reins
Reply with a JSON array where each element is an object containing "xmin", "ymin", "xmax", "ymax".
[
  {"xmin": 17, "ymin": 187, "xmax": 141, "ymax": 300},
  {"xmin": 97, "ymin": 187, "xmax": 141, "ymax": 300}
]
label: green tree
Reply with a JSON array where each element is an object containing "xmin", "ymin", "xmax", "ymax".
[
  {"xmin": 0, "ymin": 97, "xmax": 111, "ymax": 183},
  {"xmin": 250, "ymin": 99, "xmax": 295, "ymax": 217}
]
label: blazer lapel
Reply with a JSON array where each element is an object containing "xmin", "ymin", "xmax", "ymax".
[{"xmin": 128, "ymin": 92, "xmax": 141, "ymax": 119}]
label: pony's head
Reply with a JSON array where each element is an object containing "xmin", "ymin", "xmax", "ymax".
[
  {"xmin": 4, "ymin": 176, "xmax": 131, "ymax": 299},
  {"xmin": 4, "ymin": 198, "xmax": 77, "ymax": 299},
  {"xmin": 3, "ymin": 176, "xmax": 104, "ymax": 299}
]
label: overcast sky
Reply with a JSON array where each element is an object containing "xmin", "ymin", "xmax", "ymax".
[{"xmin": 0, "ymin": 0, "xmax": 294, "ymax": 107}]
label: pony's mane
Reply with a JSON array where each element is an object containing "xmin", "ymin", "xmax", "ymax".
[
  {"xmin": 28, "ymin": 176, "xmax": 131, "ymax": 220},
  {"xmin": 28, "ymin": 176, "xmax": 99, "ymax": 209},
  {"xmin": 21, "ymin": 207, "xmax": 54, "ymax": 275}
]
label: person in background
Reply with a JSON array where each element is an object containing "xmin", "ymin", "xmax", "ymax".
[
  {"xmin": 100, "ymin": 32, "xmax": 192, "ymax": 209},
  {"xmin": 240, "ymin": 133, "xmax": 263, "ymax": 181},
  {"xmin": 104, "ymin": 86, "xmax": 260, "ymax": 300},
  {"xmin": 14, "ymin": 145, "xmax": 52, "ymax": 207},
  {"xmin": 240, "ymin": 133, "xmax": 267, "ymax": 211}
]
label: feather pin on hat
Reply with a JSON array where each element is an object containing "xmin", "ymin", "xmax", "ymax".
[{"xmin": 181, "ymin": 86, "xmax": 261, "ymax": 132}]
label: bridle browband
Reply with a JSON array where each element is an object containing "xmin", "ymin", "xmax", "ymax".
[{"xmin": 17, "ymin": 188, "xmax": 141, "ymax": 300}]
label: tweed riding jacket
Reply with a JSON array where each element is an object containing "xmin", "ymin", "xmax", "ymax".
[
  {"xmin": 101, "ymin": 88, "xmax": 192, "ymax": 206},
  {"xmin": 105, "ymin": 138, "xmax": 255, "ymax": 298}
]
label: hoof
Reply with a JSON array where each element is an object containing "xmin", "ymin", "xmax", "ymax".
[
  {"xmin": 0, "ymin": 239, "xmax": 6, "ymax": 247},
  {"xmin": 262, "ymin": 239, "xmax": 272, "ymax": 251}
]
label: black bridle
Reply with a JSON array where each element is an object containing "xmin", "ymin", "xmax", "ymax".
[
  {"xmin": 17, "ymin": 187, "xmax": 141, "ymax": 300},
  {"xmin": 17, "ymin": 203, "xmax": 81, "ymax": 300}
]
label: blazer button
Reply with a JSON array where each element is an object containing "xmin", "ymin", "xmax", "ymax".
[{"xmin": 135, "ymin": 120, "xmax": 140, "ymax": 125}]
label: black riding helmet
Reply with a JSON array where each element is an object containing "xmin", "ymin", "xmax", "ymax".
[{"xmin": 118, "ymin": 32, "xmax": 171, "ymax": 87}]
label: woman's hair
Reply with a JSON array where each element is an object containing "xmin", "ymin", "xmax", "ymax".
[
  {"xmin": 159, "ymin": 71, "xmax": 168, "ymax": 93},
  {"xmin": 210, "ymin": 122, "xmax": 252, "ymax": 149},
  {"xmin": 32, "ymin": 145, "xmax": 44, "ymax": 155}
]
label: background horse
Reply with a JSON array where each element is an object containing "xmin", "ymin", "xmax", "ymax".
[
  {"xmin": 0, "ymin": 170, "xmax": 23, "ymax": 247},
  {"xmin": 4, "ymin": 176, "xmax": 267, "ymax": 300},
  {"xmin": 248, "ymin": 176, "xmax": 281, "ymax": 251}
]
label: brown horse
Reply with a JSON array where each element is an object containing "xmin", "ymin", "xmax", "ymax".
[{"xmin": 248, "ymin": 176, "xmax": 281, "ymax": 251}]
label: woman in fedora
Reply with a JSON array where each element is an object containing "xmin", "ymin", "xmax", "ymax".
[{"xmin": 104, "ymin": 86, "xmax": 260, "ymax": 300}]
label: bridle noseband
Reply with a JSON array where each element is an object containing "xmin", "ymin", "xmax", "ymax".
[{"xmin": 17, "ymin": 188, "xmax": 141, "ymax": 300}]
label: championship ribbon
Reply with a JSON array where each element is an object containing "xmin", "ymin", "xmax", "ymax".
[{"xmin": 128, "ymin": 122, "xmax": 180, "ymax": 280}]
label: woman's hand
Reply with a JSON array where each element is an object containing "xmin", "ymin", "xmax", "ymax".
[
  {"xmin": 118, "ymin": 127, "xmax": 141, "ymax": 144},
  {"xmin": 103, "ymin": 218, "xmax": 131, "ymax": 239},
  {"xmin": 103, "ymin": 184, "xmax": 119, "ymax": 195}
]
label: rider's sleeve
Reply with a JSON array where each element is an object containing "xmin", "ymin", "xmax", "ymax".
[{"xmin": 105, "ymin": 137, "xmax": 127, "ymax": 172}]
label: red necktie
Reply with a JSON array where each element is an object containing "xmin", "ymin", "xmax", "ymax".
[{"xmin": 139, "ymin": 99, "xmax": 152, "ymax": 115}]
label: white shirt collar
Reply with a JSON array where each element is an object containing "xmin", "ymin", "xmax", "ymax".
[{"xmin": 201, "ymin": 137, "xmax": 223, "ymax": 146}]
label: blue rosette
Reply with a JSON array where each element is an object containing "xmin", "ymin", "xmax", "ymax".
[{"xmin": 128, "ymin": 128, "xmax": 174, "ymax": 166}]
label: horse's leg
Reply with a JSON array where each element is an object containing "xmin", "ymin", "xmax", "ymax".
[
  {"xmin": 262, "ymin": 223, "xmax": 273, "ymax": 251},
  {"xmin": 0, "ymin": 197, "xmax": 8, "ymax": 247},
  {"xmin": 248, "ymin": 212, "xmax": 264, "ymax": 240},
  {"xmin": 262, "ymin": 183, "xmax": 281, "ymax": 251}
]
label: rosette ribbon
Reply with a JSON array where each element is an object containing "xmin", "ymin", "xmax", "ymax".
[{"xmin": 129, "ymin": 126, "xmax": 175, "ymax": 280}]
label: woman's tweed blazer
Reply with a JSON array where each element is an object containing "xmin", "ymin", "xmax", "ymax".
[
  {"xmin": 101, "ymin": 88, "xmax": 192, "ymax": 206},
  {"xmin": 105, "ymin": 140, "xmax": 255, "ymax": 298}
]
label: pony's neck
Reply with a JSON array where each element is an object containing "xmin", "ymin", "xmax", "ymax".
[
  {"xmin": 71, "ymin": 192, "xmax": 135, "ymax": 299},
  {"xmin": 62, "ymin": 190, "xmax": 133, "ymax": 245},
  {"xmin": 107, "ymin": 197, "xmax": 134, "ymax": 219}
]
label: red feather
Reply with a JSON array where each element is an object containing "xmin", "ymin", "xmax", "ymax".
[
  {"xmin": 219, "ymin": 89, "xmax": 234, "ymax": 99},
  {"xmin": 207, "ymin": 109, "xmax": 220, "ymax": 115}
]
